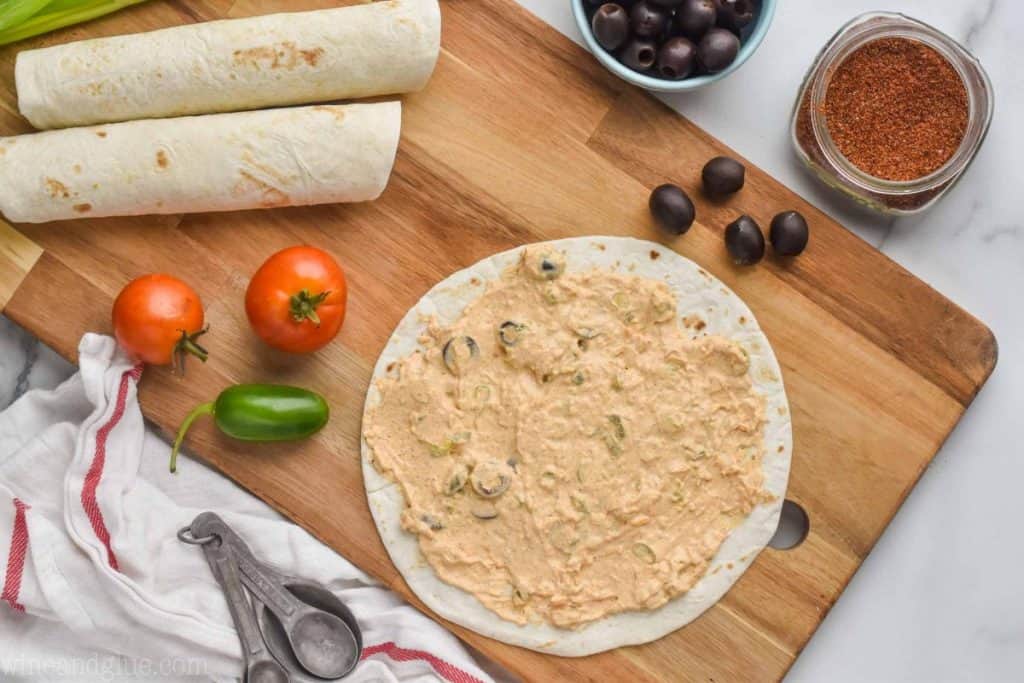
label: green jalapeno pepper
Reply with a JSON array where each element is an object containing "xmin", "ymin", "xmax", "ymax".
[{"xmin": 170, "ymin": 384, "xmax": 329, "ymax": 473}]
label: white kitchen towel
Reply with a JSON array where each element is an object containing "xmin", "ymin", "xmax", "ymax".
[{"xmin": 0, "ymin": 333, "xmax": 497, "ymax": 683}]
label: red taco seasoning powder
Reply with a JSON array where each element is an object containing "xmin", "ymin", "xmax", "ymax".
[
  {"xmin": 823, "ymin": 38, "xmax": 969, "ymax": 182},
  {"xmin": 790, "ymin": 13, "xmax": 993, "ymax": 214}
]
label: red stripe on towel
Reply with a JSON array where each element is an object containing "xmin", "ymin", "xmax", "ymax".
[
  {"xmin": 2, "ymin": 498, "xmax": 30, "ymax": 612},
  {"xmin": 80, "ymin": 364, "xmax": 143, "ymax": 571},
  {"xmin": 361, "ymin": 641, "xmax": 485, "ymax": 683}
]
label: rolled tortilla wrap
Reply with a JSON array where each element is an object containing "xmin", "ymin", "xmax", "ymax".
[
  {"xmin": 15, "ymin": 0, "xmax": 440, "ymax": 130},
  {"xmin": 0, "ymin": 102, "xmax": 401, "ymax": 224}
]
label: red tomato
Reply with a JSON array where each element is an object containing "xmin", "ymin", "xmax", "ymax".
[
  {"xmin": 245, "ymin": 246, "xmax": 348, "ymax": 353},
  {"xmin": 112, "ymin": 274, "xmax": 208, "ymax": 368}
]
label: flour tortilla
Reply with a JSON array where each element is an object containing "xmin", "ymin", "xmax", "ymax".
[
  {"xmin": 16, "ymin": 0, "xmax": 440, "ymax": 129},
  {"xmin": 0, "ymin": 102, "xmax": 400, "ymax": 224},
  {"xmin": 361, "ymin": 237, "xmax": 792, "ymax": 656}
]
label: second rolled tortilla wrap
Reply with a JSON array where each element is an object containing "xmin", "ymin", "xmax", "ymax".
[
  {"xmin": 16, "ymin": 0, "xmax": 440, "ymax": 129},
  {"xmin": 0, "ymin": 102, "xmax": 401, "ymax": 224}
]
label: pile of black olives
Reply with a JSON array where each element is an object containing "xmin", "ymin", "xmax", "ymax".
[
  {"xmin": 648, "ymin": 155, "xmax": 810, "ymax": 265},
  {"xmin": 586, "ymin": 0, "xmax": 758, "ymax": 80}
]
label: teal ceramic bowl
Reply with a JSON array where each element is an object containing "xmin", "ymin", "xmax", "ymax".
[{"xmin": 571, "ymin": 0, "xmax": 776, "ymax": 92}]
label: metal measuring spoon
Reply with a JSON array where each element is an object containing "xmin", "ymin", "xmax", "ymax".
[
  {"xmin": 233, "ymin": 553, "xmax": 359, "ymax": 680},
  {"xmin": 255, "ymin": 582, "xmax": 362, "ymax": 682},
  {"xmin": 205, "ymin": 548, "xmax": 289, "ymax": 683},
  {"xmin": 188, "ymin": 513, "xmax": 359, "ymax": 680}
]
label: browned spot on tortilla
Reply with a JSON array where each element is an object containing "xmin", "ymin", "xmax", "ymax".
[
  {"xmin": 81, "ymin": 82, "xmax": 107, "ymax": 96},
  {"xmin": 0, "ymin": 146, "xmax": 6, "ymax": 157},
  {"xmin": 301, "ymin": 47, "xmax": 324, "ymax": 66},
  {"xmin": 72, "ymin": 164, "xmax": 82, "ymax": 174},
  {"xmin": 777, "ymin": 445, "xmax": 784, "ymax": 453},
  {"xmin": 596, "ymin": 244, "xmax": 606, "ymax": 251},
  {"xmin": 313, "ymin": 106, "xmax": 346, "ymax": 123},
  {"xmin": 739, "ymin": 316, "xmax": 746, "ymax": 324},
  {"xmin": 156, "ymin": 200, "xmax": 164, "ymax": 208},
  {"xmin": 726, "ymin": 562, "xmax": 734, "ymax": 570},
  {"xmin": 394, "ymin": 17, "xmax": 422, "ymax": 37},
  {"xmin": 234, "ymin": 46, "xmax": 275, "ymax": 65},
  {"xmin": 233, "ymin": 171, "xmax": 290, "ymax": 208},
  {"xmin": 698, "ymin": 268, "xmax": 709, "ymax": 277},
  {"xmin": 649, "ymin": 250, "xmax": 660, "ymax": 260},
  {"xmin": 241, "ymin": 152, "xmax": 290, "ymax": 185},
  {"xmin": 95, "ymin": 131, "xmax": 107, "ymax": 138},
  {"xmin": 469, "ymin": 277, "xmax": 481, "ymax": 286},
  {"xmin": 44, "ymin": 178, "xmax": 71, "ymax": 199},
  {"xmin": 156, "ymin": 150, "xmax": 169, "ymax": 169},
  {"xmin": 386, "ymin": 362, "xmax": 396, "ymax": 373},
  {"xmin": 233, "ymin": 42, "xmax": 325, "ymax": 70},
  {"xmin": 682, "ymin": 315, "xmax": 706, "ymax": 331},
  {"xmin": 73, "ymin": 203, "xmax": 92, "ymax": 213}
]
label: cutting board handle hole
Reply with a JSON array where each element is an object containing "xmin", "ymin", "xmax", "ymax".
[{"xmin": 769, "ymin": 500, "xmax": 809, "ymax": 550}]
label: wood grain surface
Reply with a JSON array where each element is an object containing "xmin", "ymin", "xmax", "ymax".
[{"xmin": 0, "ymin": 1, "xmax": 997, "ymax": 680}]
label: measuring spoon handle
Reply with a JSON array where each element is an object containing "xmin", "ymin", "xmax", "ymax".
[
  {"xmin": 232, "ymin": 549, "xmax": 305, "ymax": 622},
  {"xmin": 209, "ymin": 553, "xmax": 268, "ymax": 659},
  {"xmin": 189, "ymin": 512, "xmax": 298, "ymax": 580},
  {"xmin": 188, "ymin": 512, "xmax": 304, "ymax": 621}
]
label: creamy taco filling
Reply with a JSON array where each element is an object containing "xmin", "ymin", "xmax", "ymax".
[{"xmin": 364, "ymin": 246, "xmax": 768, "ymax": 628}]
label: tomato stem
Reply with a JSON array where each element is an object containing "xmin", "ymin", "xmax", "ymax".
[
  {"xmin": 174, "ymin": 327, "xmax": 209, "ymax": 376},
  {"xmin": 170, "ymin": 401, "xmax": 216, "ymax": 474},
  {"xmin": 289, "ymin": 289, "xmax": 330, "ymax": 327}
]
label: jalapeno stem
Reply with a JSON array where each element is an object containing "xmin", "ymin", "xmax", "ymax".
[{"xmin": 170, "ymin": 401, "xmax": 216, "ymax": 474}]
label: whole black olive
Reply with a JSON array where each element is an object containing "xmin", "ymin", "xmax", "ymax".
[
  {"xmin": 674, "ymin": 0, "xmax": 717, "ymax": 41},
  {"xmin": 697, "ymin": 27, "xmax": 740, "ymax": 72},
  {"xmin": 649, "ymin": 184, "xmax": 696, "ymax": 234},
  {"xmin": 656, "ymin": 37, "xmax": 697, "ymax": 80},
  {"xmin": 724, "ymin": 215, "xmax": 765, "ymax": 265},
  {"xmin": 702, "ymin": 156, "xmax": 745, "ymax": 196},
  {"xmin": 769, "ymin": 211, "xmax": 809, "ymax": 256},
  {"xmin": 714, "ymin": 0, "xmax": 754, "ymax": 33},
  {"xmin": 592, "ymin": 3, "xmax": 631, "ymax": 52},
  {"xmin": 629, "ymin": 1, "xmax": 670, "ymax": 38},
  {"xmin": 619, "ymin": 37, "xmax": 658, "ymax": 71}
]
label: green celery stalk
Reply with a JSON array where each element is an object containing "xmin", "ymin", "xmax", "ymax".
[
  {"xmin": 0, "ymin": 0, "xmax": 57, "ymax": 31},
  {"xmin": 0, "ymin": 0, "xmax": 149, "ymax": 46}
]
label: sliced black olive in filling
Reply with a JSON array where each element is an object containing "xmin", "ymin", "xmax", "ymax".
[
  {"xmin": 471, "ymin": 502, "xmax": 499, "ymax": 520},
  {"xmin": 420, "ymin": 514, "xmax": 444, "ymax": 531},
  {"xmin": 540, "ymin": 257, "xmax": 562, "ymax": 279},
  {"xmin": 524, "ymin": 248, "xmax": 566, "ymax": 281},
  {"xmin": 498, "ymin": 321, "xmax": 527, "ymax": 346},
  {"xmin": 442, "ymin": 336, "xmax": 479, "ymax": 375},
  {"xmin": 470, "ymin": 460, "xmax": 513, "ymax": 498}
]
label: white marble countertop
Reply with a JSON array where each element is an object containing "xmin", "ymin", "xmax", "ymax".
[{"xmin": 1, "ymin": 0, "xmax": 1021, "ymax": 679}]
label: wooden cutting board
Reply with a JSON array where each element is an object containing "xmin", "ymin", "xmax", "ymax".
[{"xmin": 0, "ymin": 1, "xmax": 997, "ymax": 680}]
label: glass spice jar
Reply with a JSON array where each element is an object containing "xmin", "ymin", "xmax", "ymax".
[{"xmin": 790, "ymin": 12, "xmax": 994, "ymax": 214}]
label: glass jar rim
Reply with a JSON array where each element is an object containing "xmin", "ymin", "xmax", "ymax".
[{"xmin": 808, "ymin": 12, "xmax": 988, "ymax": 196}]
